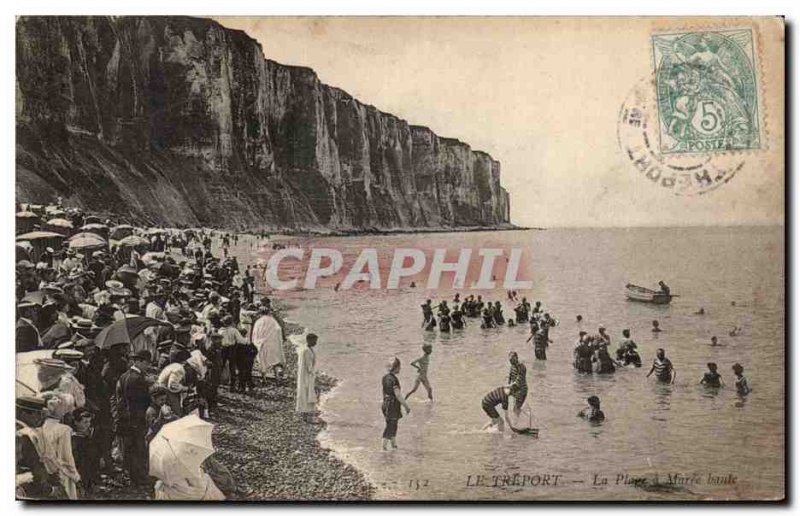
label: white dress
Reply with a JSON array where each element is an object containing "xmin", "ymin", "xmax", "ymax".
[
  {"xmin": 295, "ymin": 346, "xmax": 317, "ymax": 413},
  {"xmin": 39, "ymin": 418, "xmax": 80, "ymax": 500},
  {"xmin": 252, "ymin": 314, "xmax": 285, "ymax": 372}
]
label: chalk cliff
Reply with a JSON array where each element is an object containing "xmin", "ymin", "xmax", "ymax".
[{"xmin": 16, "ymin": 16, "xmax": 510, "ymax": 231}]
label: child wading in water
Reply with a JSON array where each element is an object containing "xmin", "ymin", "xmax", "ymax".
[
  {"xmin": 732, "ymin": 363, "xmax": 751, "ymax": 396},
  {"xmin": 578, "ymin": 395, "xmax": 605, "ymax": 423},
  {"xmin": 700, "ymin": 362, "xmax": 724, "ymax": 388},
  {"xmin": 405, "ymin": 344, "xmax": 433, "ymax": 401}
]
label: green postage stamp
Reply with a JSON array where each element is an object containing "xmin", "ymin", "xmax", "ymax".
[{"xmin": 652, "ymin": 29, "xmax": 761, "ymax": 154}]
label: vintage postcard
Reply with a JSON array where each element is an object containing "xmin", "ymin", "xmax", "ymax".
[{"xmin": 14, "ymin": 16, "xmax": 785, "ymax": 502}]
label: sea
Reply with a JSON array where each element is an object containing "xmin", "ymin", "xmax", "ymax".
[{"xmin": 232, "ymin": 226, "xmax": 784, "ymax": 501}]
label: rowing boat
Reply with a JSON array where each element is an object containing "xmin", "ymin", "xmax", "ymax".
[{"xmin": 625, "ymin": 283, "xmax": 674, "ymax": 305}]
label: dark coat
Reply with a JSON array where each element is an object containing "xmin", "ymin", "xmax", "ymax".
[
  {"xmin": 16, "ymin": 318, "xmax": 40, "ymax": 353},
  {"xmin": 115, "ymin": 367, "xmax": 151, "ymax": 430}
]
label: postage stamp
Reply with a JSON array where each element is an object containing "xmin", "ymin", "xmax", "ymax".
[
  {"xmin": 651, "ymin": 29, "xmax": 761, "ymax": 155},
  {"xmin": 617, "ymin": 77, "xmax": 747, "ymax": 196}
]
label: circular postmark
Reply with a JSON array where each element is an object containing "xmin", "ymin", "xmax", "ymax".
[{"xmin": 617, "ymin": 78, "xmax": 746, "ymax": 196}]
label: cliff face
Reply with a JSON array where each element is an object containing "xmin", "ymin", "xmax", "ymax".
[{"xmin": 16, "ymin": 16, "xmax": 510, "ymax": 231}]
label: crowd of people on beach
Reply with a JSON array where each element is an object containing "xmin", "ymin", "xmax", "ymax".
[
  {"xmin": 15, "ymin": 201, "xmax": 322, "ymax": 500},
  {"xmin": 378, "ymin": 292, "xmax": 753, "ymax": 447}
]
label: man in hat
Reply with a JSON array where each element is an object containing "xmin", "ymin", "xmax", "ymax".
[
  {"xmin": 219, "ymin": 315, "xmax": 248, "ymax": 390},
  {"xmin": 69, "ymin": 406, "xmax": 99, "ymax": 494},
  {"xmin": 41, "ymin": 295, "xmax": 72, "ymax": 349},
  {"xmin": 39, "ymin": 247, "xmax": 55, "ymax": 268},
  {"xmin": 70, "ymin": 317, "xmax": 97, "ymax": 340},
  {"xmin": 87, "ymin": 252, "xmax": 106, "ymax": 288},
  {"xmin": 115, "ymin": 350, "xmax": 152, "ymax": 486},
  {"xmin": 170, "ymin": 321, "xmax": 192, "ymax": 364},
  {"xmin": 228, "ymin": 290, "xmax": 241, "ymax": 325},
  {"xmin": 60, "ymin": 249, "xmax": 80, "ymax": 275},
  {"xmin": 51, "ymin": 349, "xmax": 87, "ymax": 409},
  {"xmin": 70, "ymin": 338, "xmax": 99, "ymax": 398},
  {"xmin": 16, "ymin": 396, "xmax": 61, "ymax": 499},
  {"xmin": 155, "ymin": 337, "xmax": 174, "ymax": 370},
  {"xmin": 16, "ymin": 301, "xmax": 42, "ymax": 353},
  {"xmin": 105, "ymin": 280, "xmax": 130, "ymax": 321},
  {"xmin": 103, "ymin": 340, "xmax": 130, "ymax": 461},
  {"xmin": 146, "ymin": 289, "xmax": 167, "ymax": 321},
  {"xmin": 145, "ymin": 385, "xmax": 176, "ymax": 443},
  {"xmin": 92, "ymin": 290, "xmax": 117, "ymax": 328},
  {"xmin": 201, "ymin": 292, "xmax": 221, "ymax": 320},
  {"xmin": 200, "ymin": 332, "xmax": 223, "ymax": 414}
]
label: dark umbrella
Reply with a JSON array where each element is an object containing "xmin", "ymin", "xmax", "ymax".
[{"xmin": 94, "ymin": 316, "xmax": 172, "ymax": 350}]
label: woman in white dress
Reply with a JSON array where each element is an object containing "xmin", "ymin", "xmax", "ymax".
[
  {"xmin": 252, "ymin": 306, "xmax": 285, "ymax": 380},
  {"xmin": 295, "ymin": 334, "xmax": 318, "ymax": 422}
]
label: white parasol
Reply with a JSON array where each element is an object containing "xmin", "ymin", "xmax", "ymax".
[{"xmin": 149, "ymin": 414, "xmax": 215, "ymax": 485}]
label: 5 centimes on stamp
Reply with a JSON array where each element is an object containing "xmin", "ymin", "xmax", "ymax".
[
  {"xmin": 651, "ymin": 29, "xmax": 761, "ymax": 155},
  {"xmin": 617, "ymin": 77, "xmax": 747, "ymax": 197}
]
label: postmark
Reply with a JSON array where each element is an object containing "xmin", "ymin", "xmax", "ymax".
[
  {"xmin": 651, "ymin": 29, "xmax": 761, "ymax": 155},
  {"xmin": 617, "ymin": 77, "xmax": 747, "ymax": 196}
]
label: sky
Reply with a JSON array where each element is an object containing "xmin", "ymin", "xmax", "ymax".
[{"xmin": 214, "ymin": 17, "xmax": 784, "ymax": 228}]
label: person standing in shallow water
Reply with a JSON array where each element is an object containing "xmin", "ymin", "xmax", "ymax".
[
  {"xmin": 420, "ymin": 299, "xmax": 433, "ymax": 328},
  {"xmin": 732, "ymin": 363, "xmax": 751, "ymax": 396},
  {"xmin": 296, "ymin": 334, "xmax": 319, "ymax": 422},
  {"xmin": 578, "ymin": 396, "xmax": 605, "ymax": 423},
  {"xmin": 646, "ymin": 348, "xmax": 676, "ymax": 384},
  {"xmin": 480, "ymin": 384, "xmax": 520, "ymax": 432},
  {"xmin": 381, "ymin": 358, "xmax": 411, "ymax": 450},
  {"xmin": 405, "ymin": 344, "xmax": 433, "ymax": 401},
  {"xmin": 700, "ymin": 362, "xmax": 724, "ymax": 388},
  {"xmin": 507, "ymin": 352, "xmax": 528, "ymax": 417},
  {"xmin": 652, "ymin": 320, "xmax": 662, "ymax": 333}
]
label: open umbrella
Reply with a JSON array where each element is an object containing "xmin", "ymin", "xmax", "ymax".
[
  {"xmin": 83, "ymin": 215, "xmax": 104, "ymax": 225},
  {"xmin": 119, "ymin": 235, "xmax": 150, "ymax": 248},
  {"xmin": 46, "ymin": 218, "xmax": 75, "ymax": 236},
  {"xmin": 68, "ymin": 232, "xmax": 107, "ymax": 251},
  {"xmin": 15, "ymin": 233, "xmax": 65, "ymax": 263},
  {"xmin": 149, "ymin": 414, "xmax": 215, "ymax": 485},
  {"xmin": 94, "ymin": 316, "xmax": 171, "ymax": 350},
  {"xmin": 79, "ymin": 223, "xmax": 109, "ymax": 239},
  {"xmin": 47, "ymin": 218, "xmax": 74, "ymax": 228},
  {"xmin": 16, "ymin": 231, "xmax": 65, "ymax": 242},
  {"xmin": 16, "ymin": 350, "xmax": 65, "ymax": 395}
]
